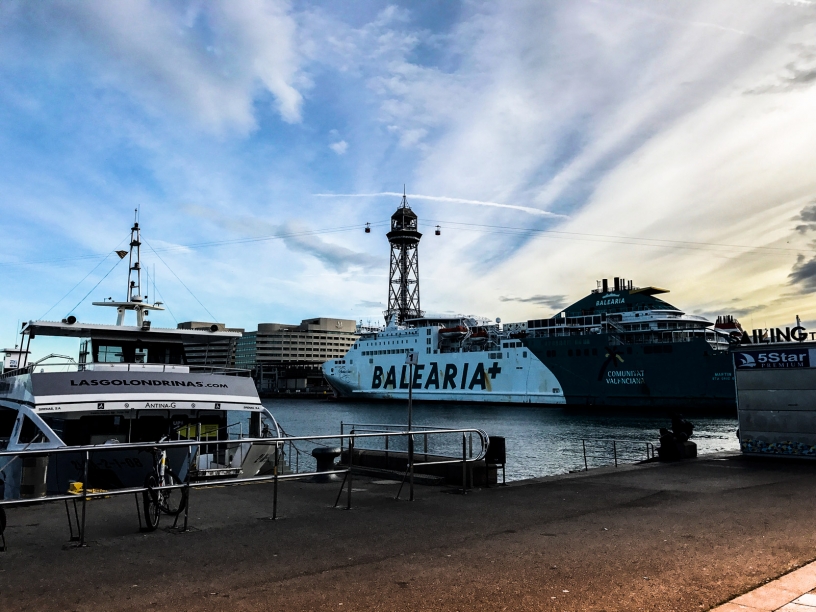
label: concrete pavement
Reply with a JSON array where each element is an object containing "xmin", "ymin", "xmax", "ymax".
[{"xmin": 1, "ymin": 452, "xmax": 816, "ymax": 611}]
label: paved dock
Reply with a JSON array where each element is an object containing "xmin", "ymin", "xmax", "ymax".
[{"xmin": 2, "ymin": 453, "xmax": 816, "ymax": 611}]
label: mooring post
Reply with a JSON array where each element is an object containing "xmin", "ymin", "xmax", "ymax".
[
  {"xmin": 613, "ymin": 440, "xmax": 618, "ymax": 468},
  {"xmin": 273, "ymin": 442, "xmax": 279, "ymax": 520},
  {"xmin": 80, "ymin": 449, "xmax": 90, "ymax": 546}
]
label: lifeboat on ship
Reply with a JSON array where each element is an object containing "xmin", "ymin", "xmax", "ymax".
[
  {"xmin": 714, "ymin": 315, "xmax": 744, "ymax": 341},
  {"xmin": 469, "ymin": 327, "xmax": 489, "ymax": 342},
  {"xmin": 439, "ymin": 325, "xmax": 468, "ymax": 340}
]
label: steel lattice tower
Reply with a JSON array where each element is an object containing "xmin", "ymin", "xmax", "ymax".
[{"xmin": 384, "ymin": 191, "xmax": 423, "ymax": 324}]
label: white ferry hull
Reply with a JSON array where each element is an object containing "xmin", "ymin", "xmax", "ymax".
[{"xmin": 325, "ymin": 347, "xmax": 566, "ymax": 405}]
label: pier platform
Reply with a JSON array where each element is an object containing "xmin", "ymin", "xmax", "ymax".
[{"xmin": 2, "ymin": 452, "xmax": 816, "ymax": 611}]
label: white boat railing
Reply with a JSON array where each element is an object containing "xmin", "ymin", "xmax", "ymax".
[{"xmin": 1, "ymin": 363, "xmax": 252, "ymax": 377}]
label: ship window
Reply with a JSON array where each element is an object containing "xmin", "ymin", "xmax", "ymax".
[
  {"xmin": 568, "ymin": 349, "xmax": 573, "ymax": 356},
  {"xmin": 97, "ymin": 344, "xmax": 124, "ymax": 363},
  {"xmin": 523, "ymin": 351, "xmax": 527, "ymax": 358},
  {"xmin": 19, "ymin": 415, "xmax": 45, "ymax": 444},
  {"xmin": 0, "ymin": 407, "xmax": 16, "ymax": 449},
  {"xmin": 584, "ymin": 349, "xmax": 589, "ymax": 356},
  {"xmin": 592, "ymin": 348, "xmax": 597, "ymax": 356}
]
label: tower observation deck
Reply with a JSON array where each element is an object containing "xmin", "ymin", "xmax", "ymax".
[{"xmin": 384, "ymin": 191, "xmax": 423, "ymax": 324}]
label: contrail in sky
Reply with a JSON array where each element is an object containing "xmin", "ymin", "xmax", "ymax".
[{"xmin": 313, "ymin": 192, "xmax": 568, "ymax": 218}]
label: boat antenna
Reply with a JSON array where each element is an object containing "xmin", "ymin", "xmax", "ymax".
[
  {"xmin": 126, "ymin": 214, "xmax": 143, "ymax": 306},
  {"xmin": 92, "ymin": 217, "xmax": 164, "ymax": 325}
]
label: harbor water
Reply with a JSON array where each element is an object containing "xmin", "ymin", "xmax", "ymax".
[{"xmin": 249, "ymin": 399, "xmax": 739, "ymax": 482}]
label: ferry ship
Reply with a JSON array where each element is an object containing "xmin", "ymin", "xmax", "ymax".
[{"xmin": 323, "ymin": 277, "xmax": 738, "ymax": 411}]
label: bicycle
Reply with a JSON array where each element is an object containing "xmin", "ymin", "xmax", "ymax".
[{"xmin": 141, "ymin": 438, "xmax": 188, "ymax": 531}]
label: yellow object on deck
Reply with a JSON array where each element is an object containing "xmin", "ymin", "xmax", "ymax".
[
  {"xmin": 67, "ymin": 482, "xmax": 108, "ymax": 497},
  {"xmin": 177, "ymin": 423, "xmax": 219, "ymax": 440}
]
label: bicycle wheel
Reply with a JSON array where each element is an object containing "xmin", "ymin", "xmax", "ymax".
[
  {"xmin": 157, "ymin": 468, "xmax": 188, "ymax": 516},
  {"xmin": 142, "ymin": 473, "xmax": 160, "ymax": 531}
]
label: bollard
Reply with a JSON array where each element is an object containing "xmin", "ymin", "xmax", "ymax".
[{"xmin": 311, "ymin": 447, "xmax": 342, "ymax": 482}]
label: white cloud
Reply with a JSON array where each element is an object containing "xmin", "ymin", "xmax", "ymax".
[
  {"xmin": 1, "ymin": 0, "xmax": 305, "ymax": 132},
  {"xmin": 313, "ymin": 192, "xmax": 566, "ymax": 218},
  {"xmin": 329, "ymin": 140, "xmax": 348, "ymax": 155}
]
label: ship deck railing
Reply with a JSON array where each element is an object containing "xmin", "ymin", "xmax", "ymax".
[{"xmin": 1, "ymin": 362, "xmax": 252, "ymax": 378}]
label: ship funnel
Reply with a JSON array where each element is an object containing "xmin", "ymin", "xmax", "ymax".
[
  {"xmin": 602, "ymin": 279, "xmax": 608, "ymax": 293},
  {"xmin": 614, "ymin": 277, "xmax": 620, "ymax": 291}
]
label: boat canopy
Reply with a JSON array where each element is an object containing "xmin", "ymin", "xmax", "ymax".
[{"xmin": 20, "ymin": 320, "xmax": 240, "ymax": 344}]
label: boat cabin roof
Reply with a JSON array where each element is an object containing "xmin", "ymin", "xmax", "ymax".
[{"xmin": 21, "ymin": 320, "xmax": 241, "ymax": 344}]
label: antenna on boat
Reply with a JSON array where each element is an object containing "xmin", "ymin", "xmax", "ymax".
[{"xmin": 92, "ymin": 216, "xmax": 164, "ymax": 326}]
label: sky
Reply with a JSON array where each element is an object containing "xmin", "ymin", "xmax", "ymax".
[{"xmin": 2, "ymin": 0, "xmax": 816, "ymax": 357}]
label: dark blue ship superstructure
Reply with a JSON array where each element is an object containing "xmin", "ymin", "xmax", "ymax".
[{"xmin": 514, "ymin": 278, "xmax": 737, "ymax": 412}]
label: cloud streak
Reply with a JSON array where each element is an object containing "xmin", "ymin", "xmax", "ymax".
[
  {"xmin": 313, "ymin": 192, "xmax": 567, "ymax": 218},
  {"xmin": 499, "ymin": 295, "xmax": 568, "ymax": 310}
]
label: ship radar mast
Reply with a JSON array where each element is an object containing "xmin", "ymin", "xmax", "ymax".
[
  {"xmin": 92, "ymin": 211, "xmax": 165, "ymax": 326},
  {"xmin": 384, "ymin": 187, "xmax": 423, "ymax": 325}
]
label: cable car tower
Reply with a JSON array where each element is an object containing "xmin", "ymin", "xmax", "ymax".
[{"xmin": 384, "ymin": 189, "xmax": 423, "ymax": 324}]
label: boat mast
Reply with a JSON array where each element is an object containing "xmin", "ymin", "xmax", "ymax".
[
  {"xmin": 92, "ymin": 211, "xmax": 164, "ymax": 326},
  {"xmin": 127, "ymin": 210, "xmax": 143, "ymax": 307}
]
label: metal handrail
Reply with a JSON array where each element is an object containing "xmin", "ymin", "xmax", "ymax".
[
  {"xmin": 0, "ymin": 427, "xmax": 488, "ymax": 547},
  {"xmin": 0, "ymin": 429, "xmax": 489, "ymax": 458},
  {"xmin": 578, "ymin": 438, "xmax": 656, "ymax": 471}
]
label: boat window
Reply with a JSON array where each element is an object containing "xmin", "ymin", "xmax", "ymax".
[
  {"xmin": 0, "ymin": 407, "xmax": 17, "ymax": 450},
  {"xmin": 91, "ymin": 340, "xmax": 186, "ymax": 364},
  {"xmin": 19, "ymin": 415, "xmax": 46, "ymax": 444},
  {"xmin": 97, "ymin": 345, "xmax": 125, "ymax": 363}
]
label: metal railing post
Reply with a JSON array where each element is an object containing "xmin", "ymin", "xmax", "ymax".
[
  {"xmin": 346, "ymin": 437, "xmax": 354, "ymax": 510},
  {"xmin": 613, "ymin": 440, "xmax": 618, "ymax": 468},
  {"xmin": 424, "ymin": 433, "xmax": 428, "ymax": 460},
  {"xmin": 583, "ymin": 440, "xmax": 588, "ymax": 471},
  {"xmin": 385, "ymin": 434, "xmax": 389, "ymax": 470},
  {"xmin": 183, "ymin": 444, "xmax": 191, "ymax": 531},
  {"xmin": 461, "ymin": 433, "xmax": 467, "ymax": 494},
  {"xmin": 409, "ymin": 432, "xmax": 414, "ymax": 502},
  {"xmin": 273, "ymin": 442, "xmax": 279, "ymax": 520},
  {"xmin": 80, "ymin": 450, "xmax": 89, "ymax": 546}
]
